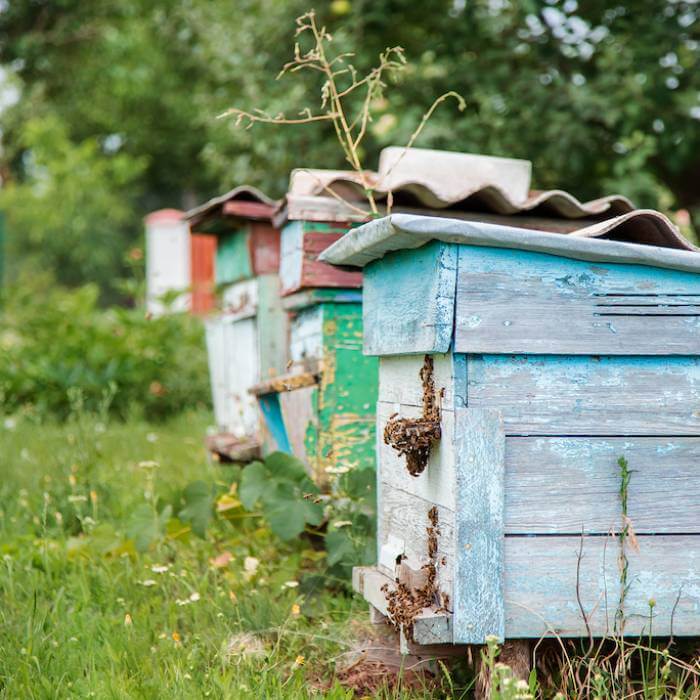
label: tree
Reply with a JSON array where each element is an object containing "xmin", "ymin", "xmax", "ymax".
[{"xmin": 1, "ymin": 0, "xmax": 698, "ymax": 298}]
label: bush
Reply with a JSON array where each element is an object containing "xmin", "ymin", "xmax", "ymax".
[{"xmin": 0, "ymin": 282, "xmax": 210, "ymax": 421}]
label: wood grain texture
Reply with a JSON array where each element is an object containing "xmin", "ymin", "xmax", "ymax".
[
  {"xmin": 453, "ymin": 408, "xmax": 506, "ymax": 643},
  {"xmin": 300, "ymin": 232, "xmax": 363, "ymax": 290},
  {"xmin": 455, "ymin": 245, "xmax": 700, "ymax": 355},
  {"xmin": 377, "ymin": 401, "xmax": 456, "ymax": 510},
  {"xmin": 221, "ymin": 278, "xmax": 258, "ymax": 321},
  {"xmin": 280, "ymin": 220, "xmax": 361, "ymax": 295},
  {"xmin": 256, "ymin": 274, "xmax": 288, "ymax": 377},
  {"xmin": 249, "ymin": 221, "xmax": 280, "ymax": 275},
  {"xmin": 378, "ymin": 353, "xmax": 466, "ymax": 411},
  {"xmin": 189, "ymin": 233, "xmax": 216, "ymax": 314},
  {"xmin": 467, "ymin": 354, "xmax": 700, "ymax": 436},
  {"xmin": 289, "ymin": 306, "xmax": 323, "ymax": 364},
  {"xmin": 352, "ymin": 567, "xmax": 453, "ymax": 645},
  {"xmin": 216, "ymin": 227, "xmax": 252, "ymax": 285},
  {"xmin": 279, "ymin": 385, "xmax": 318, "ymax": 475},
  {"xmin": 503, "ymin": 535, "xmax": 700, "ymax": 638},
  {"xmin": 205, "ymin": 316, "xmax": 259, "ymax": 436},
  {"xmin": 377, "ymin": 484, "xmax": 455, "ymax": 594},
  {"xmin": 363, "ymin": 241, "xmax": 458, "ymax": 355},
  {"xmin": 279, "ymin": 220, "xmax": 303, "ymax": 294},
  {"xmin": 504, "ymin": 436, "xmax": 700, "ymax": 534}
]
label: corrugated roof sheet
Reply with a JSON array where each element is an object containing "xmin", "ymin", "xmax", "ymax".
[
  {"xmin": 186, "ymin": 185, "xmax": 278, "ymax": 227},
  {"xmin": 281, "ymin": 148, "xmax": 635, "ymax": 224},
  {"xmin": 319, "ymin": 213, "xmax": 700, "ymax": 274}
]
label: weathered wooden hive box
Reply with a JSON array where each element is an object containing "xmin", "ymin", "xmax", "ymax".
[
  {"xmin": 321, "ymin": 211, "xmax": 700, "ymax": 645},
  {"xmin": 250, "ymin": 180, "xmax": 378, "ymax": 483},
  {"xmin": 185, "ymin": 187, "xmax": 288, "ymax": 462}
]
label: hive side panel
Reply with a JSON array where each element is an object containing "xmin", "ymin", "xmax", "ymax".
[
  {"xmin": 455, "ymin": 245, "xmax": 700, "ymax": 355},
  {"xmin": 504, "ymin": 535, "xmax": 700, "ymax": 638},
  {"xmin": 289, "ymin": 305, "xmax": 324, "ymax": 365},
  {"xmin": 377, "ymin": 402, "xmax": 456, "ymax": 510},
  {"xmin": 317, "ymin": 303, "xmax": 378, "ymax": 474},
  {"xmin": 205, "ymin": 319, "xmax": 228, "ymax": 431},
  {"xmin": 363, "ymin": 241, "xmax": 457, "ymax": 355},
  {"xmin": 256, "ymin": 274, "xmax": 288, "ymax": 376},
  {"xmin": 216, "ymin": 227, "xmax": 253, "ymax": 285},
  {"xmin": 222, "ymin": 317, "xmax": 260, "ymax": 436},
  {"xmin": 467, "ymin": 355, "xmax": 700, "ymax": 435},
  {"xmin": 378, "ymin": 353, "xmax": 466, "ymax": 411},
  {"xmin": 279, "ymin": 221, "xmax": 304, "ymax": 295},
  {"xmin": 453, "ymin": 408, "xmax": 506, "ymax": 644},
  {"xmin": 377, "ymin": 484, "xmax": 455, "ymax": 595},
  {"xmin": 504, "ymin": 437, "xmax": 700, "ymax": 534}
]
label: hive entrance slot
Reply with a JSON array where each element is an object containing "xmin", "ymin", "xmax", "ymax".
[
  {"xmin": 383, "ymin": 355, "xmax": 442, "ymax": 477},
  {"xmin": 593, "ymin": 293, "xmax": 700, "ymax": 317}
]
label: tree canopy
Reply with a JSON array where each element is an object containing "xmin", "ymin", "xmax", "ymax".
[{"xmin": 1, "ymin": 0, "xmax": 698, "ymax": 299}]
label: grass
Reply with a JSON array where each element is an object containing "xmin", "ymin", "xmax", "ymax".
[
  {"xmin": 0, "ymin": 410, "xmax": 460, "ymax": 699},
  {"xmin": 3, "ymin": 410, "xmax": 700, "ymax": 699}
]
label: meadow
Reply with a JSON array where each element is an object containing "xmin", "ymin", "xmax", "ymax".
[{"xmin": 0, "ymin": 408, "xmax": 475, "ymax": 699}]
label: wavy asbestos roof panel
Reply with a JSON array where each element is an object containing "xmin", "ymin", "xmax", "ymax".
[
  {"xmin": 283, "ymin": 148, "xmax": 635, "ymax": 223},
  {"xmin": 186, "ymin": 185, "xmax": 279, "ymax": 227},
  {"xmin": 319, "ymin": 212, "xmax": 700, "ymax": 274}
]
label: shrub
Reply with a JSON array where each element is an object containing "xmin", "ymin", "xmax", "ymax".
[{"xmin": 0, "ymin": 282, "xmax": 210, "ymax": 421}]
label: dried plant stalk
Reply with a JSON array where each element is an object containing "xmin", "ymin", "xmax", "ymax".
[{"xmin": 220, "ymin": 10, "xmax": 465, "ymax": 217}]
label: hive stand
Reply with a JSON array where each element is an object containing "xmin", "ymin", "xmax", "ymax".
[{"xmin": 321, "ymin": 213, "xmax": 700, "ymax": 650}]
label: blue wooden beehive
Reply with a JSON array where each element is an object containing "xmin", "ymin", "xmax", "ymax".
[{"xmin": 321, "ymin": 212, "xmax": 700, "ymax": 647}]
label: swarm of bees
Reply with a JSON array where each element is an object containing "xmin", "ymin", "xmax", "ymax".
[{"xmin": 383, "ymin": 355, "xmax": 442, "ymax": 477}]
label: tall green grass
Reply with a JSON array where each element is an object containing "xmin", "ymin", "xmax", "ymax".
[{"xmin": 0, "ymin": 411, "xmax": 459, "ymax": 699}]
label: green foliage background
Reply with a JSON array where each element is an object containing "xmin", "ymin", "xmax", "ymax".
[
  {"xmin": 1, "ymin": 0, "xmax": 699, "ymax": 299},
  {"xmin": 0, "ymin": 280, "xmax": 210, "ymax": 420}
]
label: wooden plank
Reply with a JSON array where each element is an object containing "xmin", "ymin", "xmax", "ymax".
[
  {"xmin": 221, "ymin": 278, "xmax": 258, "ymax": 321},
  {"xmin": 352, "ymin": 566, "xmax": 453, "ymax": 645},
  {"xmin": 279, "ymin": 220, "xmax": 304, "ymax": 295},
  {"xmin": 257, "ymin": 393, "xmax": 291, "ymax": 454},
  {"xmin": 377, "ymin": 401, "xmax": 455, "ymax": 510},
  {"xmin": 455, "ymin": 245, "xmax": 700, "ymax": 355},
  {"xmin": 289, "ymin": 305, "xmax": 324, "ymax": 364},
  {"xmin": 504, "ymin": 437, "xmax": 700, "ymax": 534},
  {"xmin": 503, "ymin": 535, "xmax": 700, "ymax": 638},
  {"xmin": 378, "ymin": 353, "xmax": 466, "ymax": 411},
  {"xmin": 249, "ymin": 221, "xmax": 280, "ymax": 275},
  {"xmin": 279, "ymin": 385, "xmax": 317, "ymax": 475},
  {"xmin": 222, "ymin": 199, "xmax": 275, "ymax": 221},
  {"xmin": 299, "ymin": 231, "xmax": 363, "ymax": 290},
  {"xmin": 205, "ymin": 319, "xmax": 228, "ymax": 432},
  {"xmin": 363, "ymin": 241, "xmax": 458, "ymax": 355},
  {"xmin": 467, "ymin": 354, "xmax": 700, "ymax": 436},
  {"xmin": 221, "ymin": 316, "xmax": 259, "ymax": 436},
  {"xmin": 216, "ymin": 227, "xmax": 252, "ymax": 285},
  {"xmin": 256, "ymin": 274, "xmax": 288, "ymax": 377},
  {"xmin": 190, "ymin": 233, "xmax": 216, "ymax": 314},
  {"xmin": 282, "ymin": 288, "xmax": 363, "ymax": 312},
  {"xmin": 377, "ymin": 484, "xmax": 455, "ymax": 595},
  {"xmin": 280, "ymin": 220, "xmax": 361, "ymax": 295},
  {"xmin": 453, "ymin": 408, "xmax": 505, "ymax": 644}
]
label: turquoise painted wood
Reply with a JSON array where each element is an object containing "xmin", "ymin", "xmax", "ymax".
[
  {"xmin": 453, "ymin": 407, "xmax": 505, "ymax": 644},
  {"xmin": 325, "ymin": 217, "xmax": 700, "ymax": 644},
  {"xmin": 363, "ymin": 240, "xmax": 457, "ymax": 355}
]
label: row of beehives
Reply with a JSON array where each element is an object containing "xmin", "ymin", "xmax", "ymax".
[{"xmin": 146, "ymin": 148, "xmax": 700, "ymax": 648}]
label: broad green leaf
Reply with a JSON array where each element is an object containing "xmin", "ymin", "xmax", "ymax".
[
  {"xmin": 126, "ymin": 503, "xmax": 167, "ymax": 552},
  {"xmin": 178, "ymin": 480, "xmax": 214, "ymax": 538},
  {"xmin": 325, "ymin": 528, "xmax": 356, "ymax": 567},
  {"xmin": 265, "ymin": 500, "xmax": 308, "ymax": 541},
  {"xmin": 264, "ymin": 451, "xmax": 308, "ymax": 482},
  {"xmin": 239, "ymin": 461, "xmax": 268, "ymax": 510}
]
